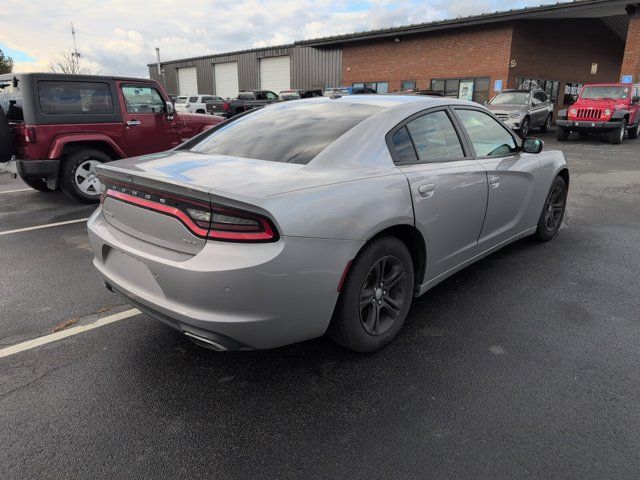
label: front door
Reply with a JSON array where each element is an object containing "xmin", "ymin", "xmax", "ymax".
[
  {"xmin": 453, "ymin": 107, "xmax": 540, "ymax": 248},
  {"xmin": 390, "ymin": 108, "xmax": 488, "ymax": 281},
  {"xmin": 118, "ymin": 82, "xmax": 180, "ymax": 157}
]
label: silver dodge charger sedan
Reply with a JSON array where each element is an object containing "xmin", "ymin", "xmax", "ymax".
[{"xmin": 88, "ymin": 95, "xmax": 568, "ymax": 352}]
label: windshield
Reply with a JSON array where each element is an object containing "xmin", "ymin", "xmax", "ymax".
[
  {"xmin": 489, "ymin": 92, "xmax": 530, "ymax": 106},
  {"xmin": 175, "ymin": 97, "xmax": 188, "ymax": 104},
  {"xmin": 189, "ymin": 101, "xmax": 381, "ymax": 164},
  {"xmin": 581, "ymin": 86, "xmax": 629, "ymax": 100}
]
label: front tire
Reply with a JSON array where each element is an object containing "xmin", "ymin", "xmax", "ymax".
[
  {"xmin": 540, "ymin": 114, "xmax": 552, "ymax": 133},
  {"xmin": 556, "ymin": 126, "xmax": 570, "ymax": 141},
  {"xmin": 628, "ymin": 122, "xmax": 640, "ymax": 140},
  {"xmin": 519, "ymin": 117, "xmax": 530, "ymax": 138},
  {"xmin": 534, "ymin": 176, "xmax": 567, "ymax": 242},
  {"xmin": 609, "ymin": 119, "xmax": 626, "ymax": 144},
  {"xmin": 60, "ymin": 149, "xmax": 111, "ymax": 203},
  {"xmin": 328, "ymin": 236, "xmax": 414, "ymax": 353}
]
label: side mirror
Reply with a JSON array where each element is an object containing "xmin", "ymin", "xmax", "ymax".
[
  {"xmin": 571, "ymin": 95, "xmax": 578, "ymax": 104},
  {"xmin": 165, "ymin": 101, "xmax": 175, "ymax": 115},
  {"xmin": 633, "ymin": 96, "xmax": 640, "ymax": 104},
  {"xmin": 522, "ymin": 137, "xmax": 544, "ymax": 154}
]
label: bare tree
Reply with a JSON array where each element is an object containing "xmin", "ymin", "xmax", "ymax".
[{"xmin": 49, "ymin": 51, "xmax": 100, "ymax": 75}]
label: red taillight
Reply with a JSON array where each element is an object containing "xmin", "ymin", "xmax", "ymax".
[
  {"xmin": 222, "ymin": 102, "xmax": 230, "ymax": 111},
  {"xmin": 24, "ymin": 126, "xmax": 37, "ymax": 143},
  {"xmin": 104, "ymin": 187, "xmax": 277, "ymax": 242}
]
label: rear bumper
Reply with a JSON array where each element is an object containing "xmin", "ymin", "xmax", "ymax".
[
  {"xmin": 88, "ymin": 209, "xmax": 361, "ymax": 350},
  {"xmin": 0, "ymin": 158, "xmax": 60, "ymax": 178},
  {"xmin": 556, "ymin": 119, "xmax": 622, "ymax": 132}
]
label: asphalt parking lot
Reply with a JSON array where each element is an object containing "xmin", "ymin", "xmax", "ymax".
[{"xmin": 1, "ymin": 130, "xmax": 639, "ymax": 479}]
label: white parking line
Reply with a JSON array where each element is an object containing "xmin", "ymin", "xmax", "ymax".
[
  {"xmin": 0, "ymin": 218, "xmax": 90, "ymax": 236},
  {"xmin": 0, "ymin": 188, "xmax": 32, "ymax": 194},
  {"xmin": 0, "ymin": 308, "xmax": 140, "ymax": 359}
]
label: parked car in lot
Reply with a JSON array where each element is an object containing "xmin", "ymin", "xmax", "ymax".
[
  {"xmin": 279, "ymin": 89, "xmax": 323, "ymax": 101},
  {"xmin": 556, "ymin": 83, "xmax": 640, "ymax": 144},
  {"xmin": 206, "ymin": 90, "xmax": 280, "ymax": 118},
  {"xmin": 174, "ymin": 94, "xmax": 222, "ymax": 114},
  {"xmin": 89, "ymin": 95, "xmax": 569, "ymax": 353},
  {"xmin": 485, "ymin": 89, "xmax": 554, "ymax": 137},
  {"xmin": 0, "ymin": 73, "xmax": 224, "ymax": 202},
  {"xmin": 323, "ymin": 86, "xmax": 378, "ymax": 96}
]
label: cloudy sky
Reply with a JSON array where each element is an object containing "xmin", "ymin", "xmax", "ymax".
[{"xmin": 1, "ymin": 0, "xmax": 569, "ymax": 78}]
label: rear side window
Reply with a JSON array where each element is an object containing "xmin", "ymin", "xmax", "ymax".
[
  {"xmin": 38, "ymin": 81, "xmax": 113, "ymax": 115},
  {"xmin": 188, "ymin": 96, "xmax": 199, "ymax": 102},
  {"xmin": 405, "ymin": 111, "xmax": 464, "ymax": 162},
  {"xmin": 391, "ymin": 127, "xmax": 417, "ymax": 163},
  {"xmin": 190, "ymin": 102, "xmax": 381, "ymax": 164}
]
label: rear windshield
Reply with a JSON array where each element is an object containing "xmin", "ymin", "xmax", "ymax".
[
  {"xmin": 189, "ymin": 101, "xmax": 381, "ymax": 164},
  {"xmin": 581, "ymin": 86, "xmax": 629, "ymax": 100},
  {"xmin": 38, "ymin": 81, "xmax": 113, "ymax": 114},
  {"xmin": 0, "ymin": 76, "xmax": 23, "ymax": 121}
]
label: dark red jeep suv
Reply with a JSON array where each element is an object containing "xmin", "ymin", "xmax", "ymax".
[{"xmin": 0, "ymin": 73, "xmax": 223, "ymax": 202}]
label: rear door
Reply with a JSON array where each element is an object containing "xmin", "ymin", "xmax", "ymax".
[
  {"xmin": 118, "ymin": 82, "xmax": 180, "ymax": 156},
  {"xmin": 453, "ymin": 107, "xmax": 540, "ymax": 248},
  {"xmin": 391, "ymin": 107, "xmax": 488, "ymax": 281}
]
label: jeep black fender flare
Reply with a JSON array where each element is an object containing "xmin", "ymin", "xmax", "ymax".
[
  {"xmin": 0, "ymin": 107, "xmax": 13, "ymax": 163},
  {"xmin": 611, "ymin": 109, "xmax": 630, "ymax": 121}
]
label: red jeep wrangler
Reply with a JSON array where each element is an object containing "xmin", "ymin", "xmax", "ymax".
[
  {"xmin": 0, "ymin": 73, "xmax": 223, "ymax": 202},
  {"xmin": 555, "ymin": 82, "xmax": 640, "ymax": 144}
]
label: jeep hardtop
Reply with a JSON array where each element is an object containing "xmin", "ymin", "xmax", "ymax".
[{"xmin": 0, "ymin": 73, "xmax": 224, "ymax": 202}]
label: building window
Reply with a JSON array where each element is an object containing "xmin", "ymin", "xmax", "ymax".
[
  {"xmin": 353, "ymin": 82, "xmax": 389, "ymax": 94},
  {"xmin": 430, "ymin": 77, "xmax": 490, "ymax": 104},
  {"xmin": 401, "ymin": 80, "xmax": 417, "ymax": 92},
  {"xmin": 562, "ymin": 82, "xmax": 583, "ymax": 105},
  {"xmin": 516, "ymin": 78, "xmax": 560, "ymax": 104}
]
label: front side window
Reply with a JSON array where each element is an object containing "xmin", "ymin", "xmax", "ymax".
[
  {"xmin": 38, "ymin": 81, "xmax": 113, "ymax": 115},
  {"xmin": 533, "ymin": 91, "xmax": 548, "ymax": 103},
  {"xmin": 121, "ymin": 85, "xmax": 165, "ymax": 114},
  {"xmin": 189, "ymin": 102, "xmax": 381, "ymax": 164},
  {"xmin": 266, "ymin": 91, "xmax": 278, "ymax": 101},
  {"xmin": 175, "ymin": 96, "xmax": 188, "ymax": 104},
  {"xmin": 456, "ymin": 109, "xmax": 517, "ymax": 157},
  {"xmin": 405, "ymin": 111, "xmax": 464, "ymax": 162}
]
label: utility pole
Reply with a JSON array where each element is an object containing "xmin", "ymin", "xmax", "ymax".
[
  {"xmin": 155, "ymin": 47, "xmax": 162, "ymax": 76},
  {"xmin": 70, "ymin": 21, "xmax": 81, "ymax": 72}
]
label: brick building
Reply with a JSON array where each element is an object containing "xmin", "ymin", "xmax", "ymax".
[{"xmin": 151, "ymin": 0, "xmax": 640, "ymax": 112}]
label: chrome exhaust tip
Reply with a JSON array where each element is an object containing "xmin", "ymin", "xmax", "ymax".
[{"xmin": 183, "ymin": 331, "xmax": 228, "ymax": 352}]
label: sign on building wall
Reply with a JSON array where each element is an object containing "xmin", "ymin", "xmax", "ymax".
[
  {"xmin": 458, "ymin": 80, "xmax": 474, "ymax": 101},
  {"xmin": 493, "ymin": 79, "xmax": 503, "ymax": 92},
  {"xmin": 621, "ymin": 75, "xmax": 633, "ymax": 83}
]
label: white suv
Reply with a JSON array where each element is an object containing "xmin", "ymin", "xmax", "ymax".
[{"xmin": 174, "ymin": 95, "xmax": 221, "ymax": 114}]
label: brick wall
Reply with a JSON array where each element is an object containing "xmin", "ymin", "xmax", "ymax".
[
  {"xmin": 341, "ymin": 25, "xmax": 513, "ymax": 95},
  {"xmin": 509, "ymin": 19, "xmax": 625, "ymax": 89},
  {"xmin": 621, "ymin": 15, "xmax": 640, "ymax": 82}
]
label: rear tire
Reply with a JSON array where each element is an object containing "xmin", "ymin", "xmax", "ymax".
[
  {"xmin": 328, "ymin": 236, "xmax": 414, "ymax": 353},
  {"xmin": 20, "ymin": 174, "xmax": 55, "ymax": 192},
  {"xmin": 609, "ymin": 119, "xmax": 626, "ymax": 144},
  {"xmin": 60, "ymin": 149, "xmax": 111, "ymax": 203},
  {"xmin": 534, "ymin": 176, "xmax": 567, "ymax": 242},
  {"xmin": 196, "ymin": 109, "xmax": 205, "ymax": 114},
  {"xmin": 556, "ymin": 126, "xmax": 570, "ymax": 141},
  {"xmin": 0, "ymin": 107, "xmax": 13, "ymax": 163}
]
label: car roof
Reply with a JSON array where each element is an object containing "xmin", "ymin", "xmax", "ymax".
[
  {"xmin": 299, "ymin": 93, "xmax": 458, "ymax": 109},
  {"xmin": 0, "ymin": 72, "xmax": 157, "ymax": 83}
]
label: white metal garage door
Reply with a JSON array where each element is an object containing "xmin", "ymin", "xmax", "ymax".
[
  {"xmin": 214, "ymin": 62, "xmax": 239, "ymax": 99},
  {"xmin": 177, "ymin": 67, "xmax": 198, "ymax": 96},
  {"xmin": 259, "ymin": 56, "xmax": 290, "ymax": 93}
]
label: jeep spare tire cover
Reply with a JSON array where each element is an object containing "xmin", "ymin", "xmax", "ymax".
[{"xmin": 0, "ymin": 107, "xmax": 13, "ymax": 163}]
